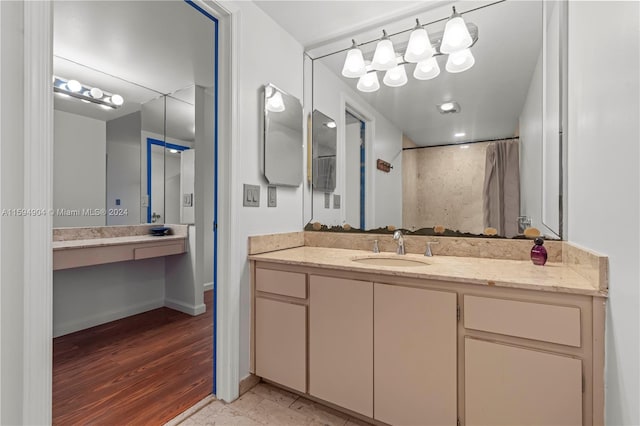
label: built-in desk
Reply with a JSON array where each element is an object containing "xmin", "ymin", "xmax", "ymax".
[{"xmin": 52, "ymin": 225, "xmax": 188, "ymax": 270}]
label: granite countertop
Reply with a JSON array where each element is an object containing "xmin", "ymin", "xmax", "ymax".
[
  {"xmin": 249, "ymin": 246, "xmax": 605, "ymax": 297},
  {"xmin": 52, "ymin": 234, "xmax": 187, "ymax": 251}
]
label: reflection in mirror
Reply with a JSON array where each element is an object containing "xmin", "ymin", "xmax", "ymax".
[
  {"xmin": 263, "ymin": 84, "xmax": 304, "ymax": 186},
  {"xmin": 312, "ymin": 110, "xmax": 337, "ymax": 192},
  {"xmin": 53, "ymin": 0, "xmax": 213, "ymax": 228},
  {"xmin": 310, "ymin": 0, "xmax": 565, "ymax": 239}
]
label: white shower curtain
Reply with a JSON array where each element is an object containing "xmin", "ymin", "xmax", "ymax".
[{"xmin": 483, "ymin": 139, "xmax": 520, "ymax": 237}]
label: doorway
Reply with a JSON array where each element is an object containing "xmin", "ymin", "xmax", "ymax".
[
  {"xmin": 51, "ymin": 1, "xmax": 220, "ymax": 423},
  {"xmin": 345, "ymin": 110, "xmax": 366, "ymax": 229}
]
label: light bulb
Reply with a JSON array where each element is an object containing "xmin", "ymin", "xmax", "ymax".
[
  {"xmin": 90, "ymin": 87, "xmax": 104, "ymax": 99},
  {"xmin": 341, "ymin": 40, "xmax": 366, "ymax": 78},
  {"xmin": 440, "ymin": 7, "xmax": 473, "ymax": 54},
  {"xmin": 357, "ymin": 63, "xmax": 380, "ymax": 92},
  {"xmin": 440, "ymin": 102, "xmax": 455, "ymax": 111},
  {"xmin": 404, "ymin": 20, "xmax": 435, "ymax": 63},
  {"xmin": 446, "ymin": 48, "xmax": 475, "ymax": 73},
  {"xmin": 66, "ymin": 79, "xmax": 82, "ymax": 92},
  {"xmin": 371, "ymin": 31, "xmax": 397, "ymax": 71},
  {"xmin": 325, "ymin": 121, "xmax": 337, "ymax": 129},
  {"xmin": 111, "ymin": 94, "xmax": 124, "ymax": 106},
  {"xmin": 266, "ymin": 91, "xmax": 285, "ymax": 112},
  {"xmin": 414, "ymin": 57, "xmax": 441, "ymax": 80},
  {"xmin": 383, "ymin": 63, "xmax": 408, "ymax": 87}
]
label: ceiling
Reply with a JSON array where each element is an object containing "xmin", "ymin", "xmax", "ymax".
[
  {"xmin": 53, "ymin": 0, "xmax": 214, "ymax": 141},
  {"xmin": 257, "ymin": 0, "xmax": 543, "ymax": 147}
]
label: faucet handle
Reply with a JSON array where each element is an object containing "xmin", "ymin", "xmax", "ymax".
[
  {"xmin": 425, "ymin": 241, "xmax": 439, "ymax": 257},
  {"xmin": 373, "ymin": 240, "xmax": 380, "ymax": 253}
]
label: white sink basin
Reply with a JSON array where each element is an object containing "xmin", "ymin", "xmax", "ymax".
[{"xmin": 351, "ymin": 255, "xmax": 429, "ymax": 267}]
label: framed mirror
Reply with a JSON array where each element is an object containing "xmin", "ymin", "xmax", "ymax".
[
  {"xmin": 263, "ymin": 83, "xmax": 304, "ymax": 186},
  {"xmin": 309, "ymin": 0, "xmax": 566, "ymax": 239}
]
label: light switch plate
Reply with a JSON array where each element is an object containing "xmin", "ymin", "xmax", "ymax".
[
  {"xmin": 333, "ymin": 194, "xmax": 341, "ymax": 209},
  {"xmin": 267, "ymin": 186, "xmax": 277, "ymax": 207},
  {"xmin": 183, "ymin": 193, "xmax": 193, "ymax": 207},
  {"xmin": 243, "ymin": 184, "xmax": 260, "ymax": 207},
  {"xmin": 324, "ymin": 192, "xmax": 331, "ymax": 209}
]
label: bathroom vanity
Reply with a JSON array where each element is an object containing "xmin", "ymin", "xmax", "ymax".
[{"xmin": 249, "ymin": 236, "xmax": 607, "ymax": 426}]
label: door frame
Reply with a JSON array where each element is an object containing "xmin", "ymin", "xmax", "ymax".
[{"xmin": 19, "ymin": 0, "xmax": 241, "ymax": 421}]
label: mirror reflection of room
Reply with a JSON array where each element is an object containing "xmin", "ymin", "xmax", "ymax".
[
  {"xmin": 51, "ymin": 1, "xmax": 216, "ymax": 424},
  {"xmin": 310, "ymin": 0, "xmax": 563, "ymax": 239}
]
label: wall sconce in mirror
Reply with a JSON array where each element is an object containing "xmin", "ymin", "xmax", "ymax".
[
  {"xmin": 53, "ymin": 76, "xmax": 124, "ymax": 109},
  {"xmin": 341, "ymin": 6, "xmax": 479, "ymax": 92},
  {"xmin": 312, "ymin": 109, "xmax": 337, "ymax": 192},
  {"xmin": 262, "ymin": 83, "xmax": 303, "ymax": 186}
]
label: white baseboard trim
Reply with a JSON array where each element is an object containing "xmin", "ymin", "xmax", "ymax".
[
  {"xmin": 165, "ymin": 297, "xmax": 206, "ymax": 316},
  {"xmin": 53, "ymin": 298, "xmax": 165, "ymax": 338},
  {"xmin": 203, "ymin": 281, "xmax": 214, "ymax": 291}
]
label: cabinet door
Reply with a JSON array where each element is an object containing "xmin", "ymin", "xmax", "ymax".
[
  {"xmin": 309, "ymin": 275, "xmax": 373, "ymax": 417},
  {"xmin": 465, "ymin": 337, "xmax": 582, "ymax": 426},
  {"xmin": 255, "ymin": 297, "xmax": 306, "ymax": 392},
  {"xmin": 374, "ymin": 283, "xmax": 457, "ymax": 426}
]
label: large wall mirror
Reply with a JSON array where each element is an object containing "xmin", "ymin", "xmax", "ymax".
[
  {"xmin": 52, "ymin": 1, "xmax": 213, "ymax": 228},
  {"xmin": 309, "ymin": 0, "xmax": 567, "ymax": 239}
]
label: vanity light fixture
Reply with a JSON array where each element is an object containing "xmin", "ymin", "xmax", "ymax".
[
  {"xmin": 341, "ymin": 39, "xmax": 367, "ymax": 78},
  {"xmin": 342, "ymin": 6, "xmax": 478, "ymax": 93},
  {"xmin": 440, "ymin": 6, "xmax": 473, "ymax": 54},
  {"xmin": 357, "ymin": 62, "xmax": 381, "ymax": 93},
  {"xmin": 438, "ymin": 101, "xmax": 461, "ymax": 113},
  {"xmin": 371, "ymin": 30, "xmax": 397, "ymax": 71},
  {"xmin": 53, "ymin": 76, "xmax": 124, "ymax": 109},
  {"xmin": 383, "ymin": 60, "xmax": 408, "ymax": 87}
]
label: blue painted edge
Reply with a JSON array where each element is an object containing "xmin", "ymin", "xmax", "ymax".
[
  {"xmin": 146, "ymin": 137, "xmax": 190, "ymax": 223},
  {"xmin": 184, "ymin": 0, "xmax": 219, "ymax": 396},
  {"xmin": 360, "ymin": 121, "xmax": 366, "ymax": 230}
]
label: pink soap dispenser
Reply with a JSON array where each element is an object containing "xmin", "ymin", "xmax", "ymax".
[{"xmin": 531, "ymin": 237, "xmax": 548, "ymax": 266}]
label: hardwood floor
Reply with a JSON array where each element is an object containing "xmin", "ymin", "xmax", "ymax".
[{"xmin": 53, "ymin": 290, "xmax": 214, "ymax": 425}]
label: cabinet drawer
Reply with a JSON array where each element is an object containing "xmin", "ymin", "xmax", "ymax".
[
  {"xmin": 256, "ymin": 268, "xmax": 306, "ymax": 299},
  {"xmin": 464, "ymin": 295, "xmax": 581, "ymax": 347},
  {"xmin": 255, "ymin": 297, "xmax": 306, "ymax": 392}
]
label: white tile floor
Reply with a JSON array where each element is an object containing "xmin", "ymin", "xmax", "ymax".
[{"xmin": 170, "ymin": 382, "xmax": 373, "ymax": 426}]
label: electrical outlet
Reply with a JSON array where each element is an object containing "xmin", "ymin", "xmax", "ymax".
[
  {"xmin": 243, "ymin": 184, "xmax": 260, "ymax": 207},
  {"xmin": 267, "ymin": 186, "xmax": 277, "ymax": 207},
  {"xmin": 324, "ymin": 193, "xmax": 331, "ymax": 209},
  {"xmin": 333, "ymin": 194, "xmax": 341, "ymax": 209}
]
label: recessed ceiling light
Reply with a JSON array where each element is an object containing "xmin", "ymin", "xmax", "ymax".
[
  {"xmin": 438, "ymin": 101, "xmax": 461, "ymax": 114},
  {"xmin": 169, "ymin": 149, "xmax": 179, "ymax": 154},
  {"xmin": 325, "ymin": 121, "xmax": 337, "ymax": 129},
  {"xmin": 454, "ymin": 132, "xmax": 466, "ymax": 137}
]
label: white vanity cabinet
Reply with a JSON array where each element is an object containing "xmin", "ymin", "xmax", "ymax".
[
  {"xmin": 374, "ymin": 283, "xmax": 457, "ymax": 426},
  {"xmin": 309, "ymin": 275, "xmax": 373, "ymax": 417},
  {"xmin": 254, "ymin": 268, "xmax": 307, "ymax": 393},
  {"xmin": 251, "ymin": 260, "xmax": 604, "ymax": 426}
]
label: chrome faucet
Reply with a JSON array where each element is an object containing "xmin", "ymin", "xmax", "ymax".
[
  {"xmin": 393, "ymin": 230, "xmax": 405, "ymax": 255},
  {"xmin": 424, "ymin": 241, "xmax": 439, "ymax": 257}
]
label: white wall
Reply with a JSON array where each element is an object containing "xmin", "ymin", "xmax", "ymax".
[
  {"xmin": 231, "ymin": 1, "xmax": 305, "ymax": 381},
  {"xmin": 567, "ymin": 2, "xmax": 639, "ymax": 425},
  {"xmin": 0, "ymin": 2, "xmax": 26, "ymax": 422},
  {"xmin": 106, "ymin": 111, "xmax": 141, "ymax": 226},
  {"xmin": 312, "ymin": 61, "xmax": 403, "ymax": 229},
  {"xmin": 53, "ymin": 110, "xmax": 106, "ymax": 227},
  {"xmin": 53, "ymin": 259, "xmax": 166, "ymax": 337}
]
